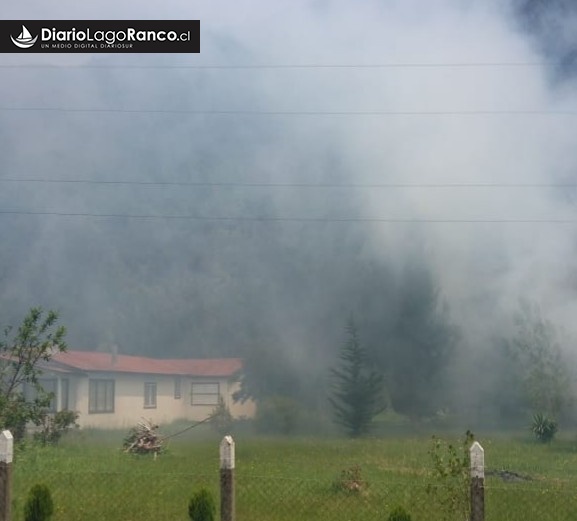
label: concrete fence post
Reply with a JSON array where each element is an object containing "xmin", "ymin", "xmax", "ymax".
[
  {"xmin": 220, "ymin": 435, "xmax": 235, "ymax": 521},
  {"xmin": 0, "ymin": 430, "xmax": 13, "ymax": 521},
  {"xmin": 470, "ymin": 441, "xmax": 485, "ymax": 521}
]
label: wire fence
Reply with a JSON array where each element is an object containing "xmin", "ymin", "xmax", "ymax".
[
  {"xmin": 10, "ymin": 469, "xmax": 577, "ymax": 521},
  {"xmin": 12, "ymin": 469, "xmax": 215, "ymax": 520},
  {"xmin": 4, "ymin": 434, "xmax": 577, "ymax": 520},
  {"xmin": 237, "ymin": 476, "xmax": 577, "ymax": 521}
]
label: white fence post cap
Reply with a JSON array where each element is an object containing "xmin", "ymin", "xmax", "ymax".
[
  {"xmin": 220, "ymin": 435, "xmax": 235, "ymax": 470},
  {"xmin": 470, "ymin": 441, "xmax": 484, "ymax": 479},
  {"xmin": 0, "ymin": 430, "xmax": 13, "ymax": 464}
]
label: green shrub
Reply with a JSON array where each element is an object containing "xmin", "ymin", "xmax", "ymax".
[
  {"xmin": 24, "ymin": 484, "xmax": 54, "ymax": 521},
  {"xmin": 426, "ymin": 430, "xmax": 474, "ymax": 521},
  {"xmin": 388, "ymin": 505, "xmax": 412, "ymax": 521},
  {"xmin": 34, "ymin": 410, "xmax": 79, "ymax": 445},
  {"xmin": 255, "ymin": 396, "xmax": 301, "ymax": 435},
  {"xmin": 188, "ymin": 488, "xmax": 216, "ymax": 521},
  {"xmin": 211, "ymin": 396, "xmax": 234, "ymax": 435},
  {"xmin": 531, "ymin": 412, "xmax": 558, "ymax": 443}
]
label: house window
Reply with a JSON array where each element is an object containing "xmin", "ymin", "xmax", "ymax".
[
  {"xmin": 174, "ymin": 377, "xmax": 181, "ymax": 399},
  {"xmin": 89, "ymin": 379, "xmax": 115, "ymax": 414},
  {"xmin": 144, "ymin": 382, "xmax": 157, "ymax": 409},
  {"xmin": 191, "ymin": 382, "xmax": 220, "ymax": 406}
]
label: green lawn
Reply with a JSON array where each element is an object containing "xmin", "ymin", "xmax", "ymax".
[{"xmin": 10, "ymin": 428, "xmax": 577, "ymax": 520}]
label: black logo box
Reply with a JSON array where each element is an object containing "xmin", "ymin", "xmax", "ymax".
[{"xmin": 0, "ymin": 20, "xmax": 200, "ymax": 53}]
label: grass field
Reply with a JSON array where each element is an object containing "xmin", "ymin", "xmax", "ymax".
[{"xmin": 10, "ymin": 426, "xmax": 577, "ymax": 520}]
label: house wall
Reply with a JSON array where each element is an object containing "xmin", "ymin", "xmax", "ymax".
[{"xmin": 71, "ymin": 372, "xmax": 254, "ymax": 429}]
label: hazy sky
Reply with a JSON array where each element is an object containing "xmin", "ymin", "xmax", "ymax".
[{"xmin": 1, "ymin": 1, "xmax": 577, "ymax": 370}]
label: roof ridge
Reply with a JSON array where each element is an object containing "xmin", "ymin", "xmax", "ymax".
[{"xmin": 52, "ymin": 350, "xmax": 243, "ymax": 377}]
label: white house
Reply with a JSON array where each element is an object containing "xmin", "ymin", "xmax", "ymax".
[{"xmin": 34, "ymin": 350, "xmax": 255, "ymax": 429}]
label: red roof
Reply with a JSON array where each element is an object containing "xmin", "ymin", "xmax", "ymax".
[{"xmin": 51, "ymin": 351, "xmax": 242, "ymax": 378}]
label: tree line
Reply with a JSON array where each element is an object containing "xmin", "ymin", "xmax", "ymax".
[{"xmin": 0, "ymin": 299, "xmax": 572, "ymax": 441}]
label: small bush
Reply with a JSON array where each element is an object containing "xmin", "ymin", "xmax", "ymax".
[
  {"xmin": 388, "ymin": 505, "xmax": 413, "ymax": 521},
  {"xmin": 24, "ymin": 484, "xmax": 54, "ymax": 521},
  {"xmin": 211, "ymin": 396, "xmax": 234, "ymax": 435},
  {"xmin": 426, "ymin": 430, "xmax": 474, "ymax": 521},
  {"xmin": 531, "ymin": 412, "xmax": 558, "ymax": 443},
  {"xmin": 34, "ymin": 410, "xmax": 79, "ymax": 445},
  {"xmin": 188, "ymin": 488, "xmax": 216, "ymax": 521}
]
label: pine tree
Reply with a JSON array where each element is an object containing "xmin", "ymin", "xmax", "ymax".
[{"xmin": 329, "ymin": 319, "xmax": 386, "ymax": 437}]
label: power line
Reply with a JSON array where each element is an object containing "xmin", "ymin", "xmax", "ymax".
[
  {"xmin": 1, "ymin": 178, "xmax": 576, "ymax": 189},
  {"xmin": 0, "ymin": 62, "xmax": 544, "ymax": 70},
  {"xmin": 0, "ymin": 107, "xmax": 575, "ymax": 116},
  {"xmin": 0, "ymin": 209, "xmax": 574, "ymax": 224}
]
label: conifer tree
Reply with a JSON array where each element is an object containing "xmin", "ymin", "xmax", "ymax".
[{"xmin": 329, "ymin": 319, "xmax": 386, "ymax": 437}]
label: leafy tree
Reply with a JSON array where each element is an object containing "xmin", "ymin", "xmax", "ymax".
[
  {"xmin": 506, "ymin": 300, "xmax": 570, "ymax": 419},
  {"xmin": 329, "ymin": 319, "xmax": 386, "ymax": 437},
  {"xmin": 0, "ymin": 308, "xmax": 67, "ymax": 440}
]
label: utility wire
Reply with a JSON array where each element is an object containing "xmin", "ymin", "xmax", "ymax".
[
  {"xmin": 1, "ymin": 178, "xmax": 576, "ymax": 189},
  {"xmin": 0, "ymin": 107, "xmax": 575, "ymax": 116},
  {"xmin": 161, "ymin": 414, "xmax": 215, "ymax": 441},
  {"xmin": 0, "ymin": 62, "xmax": 544, "ymax": 70},
  {"xmin": 0, "ymin": 209, "xmax": 575, "ymax": 224}
]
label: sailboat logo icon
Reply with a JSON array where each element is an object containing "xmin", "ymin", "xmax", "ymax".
[{"xmin": 10, "ymin": 25, "xmax": 38, "ymax": 49}]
